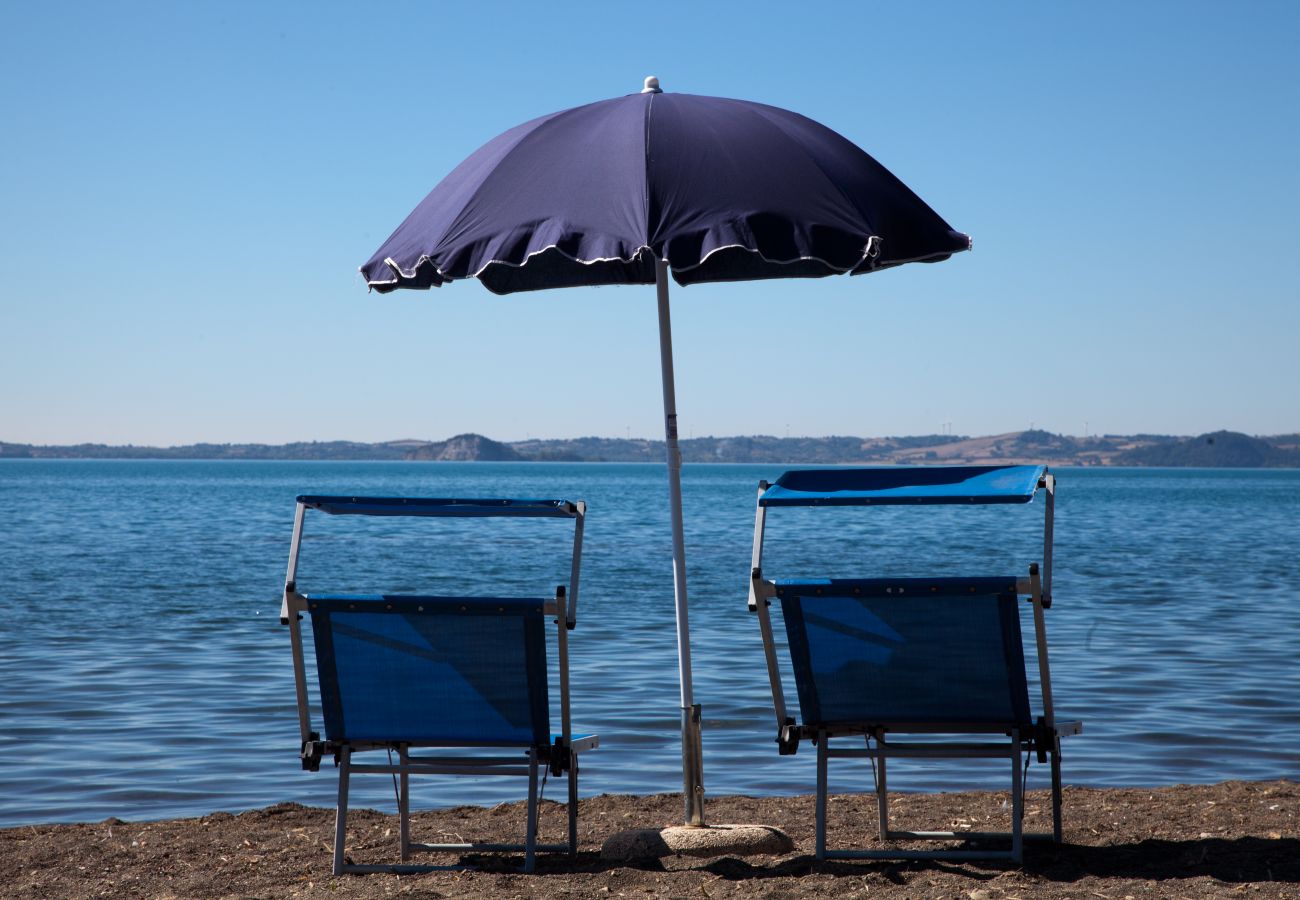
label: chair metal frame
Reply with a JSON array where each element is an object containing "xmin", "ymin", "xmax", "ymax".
[
  {"xmin": 747, "ymin": 467, "xmax": 1080, "ymax": 862},
  {"xmin": 280, "ymin": 495, "xmax": 596, "ymax": 874}
]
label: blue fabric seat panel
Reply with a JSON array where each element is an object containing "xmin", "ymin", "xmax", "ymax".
[
  {"xmin": 306, "ymin": 595, "xmax": 549, "ymax": 747},
  {"xmin": 778, "ymin": 577, "xmax": 1032, "ymax": 730}
]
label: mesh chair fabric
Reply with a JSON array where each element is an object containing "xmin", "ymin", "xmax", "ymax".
[
  {"xmin": 778, "ymin": 578, "xmax": 1031, "ymax": 729},
  {"xmin": 308, "ymin": 595, "xmax": 549, "ymax": 746}
]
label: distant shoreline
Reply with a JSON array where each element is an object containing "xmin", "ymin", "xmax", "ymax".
[{"xmin": 4, "ymin": 429, "xmax": 1299, "ymax": 467}]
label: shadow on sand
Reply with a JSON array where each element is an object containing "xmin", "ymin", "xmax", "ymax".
[
  {"xmin": 477, "ymin": 835, "xmax": 1298, "ymax": 889},
  {"xmin": 679, "ymin": 836, "xmax": 1300, "ymax": 886}
]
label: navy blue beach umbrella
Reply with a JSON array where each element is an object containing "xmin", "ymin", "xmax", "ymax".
[{"xmin": 360, "ymin": 77, "xmax": 969, "ymax": 827}]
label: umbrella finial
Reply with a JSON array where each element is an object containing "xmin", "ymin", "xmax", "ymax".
[{"xmin": 642, "ymin": 75, "xmax": 662, "ymax": 94}]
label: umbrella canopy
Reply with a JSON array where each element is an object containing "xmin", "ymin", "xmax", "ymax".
[
  {"xmin": 360, "ymin": 80, "xmax": 968, "ymax": 294},
  {"xmin": 359, "ymin": 78, "xmax": 969, "ymax": 828}
]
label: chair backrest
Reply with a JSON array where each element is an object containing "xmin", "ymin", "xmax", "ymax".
[
  {"xmin": 306, "ymin": 594, "xmax": 550, "ymax": 747},
  {"xmin": 777, "ymin": 577, "xmax": 1032, "ymax": 731}
]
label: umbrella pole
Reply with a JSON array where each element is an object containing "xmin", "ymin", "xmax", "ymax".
[{"xmin": 655, "ymin": 258, "xmax": 706, "ymax": 827}]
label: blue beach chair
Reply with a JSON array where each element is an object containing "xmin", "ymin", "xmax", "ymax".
[
  {"xmin": 280, "ymin": 496, "xmax": 597, "ymax": 874},
  {"xmin": 747, "ymin": 466, "xmax": 1081, "ymax": 862}
]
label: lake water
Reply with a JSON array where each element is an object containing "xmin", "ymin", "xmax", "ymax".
[{"xmin": 1, "ymin": 461, "xmax": 1297, "ymax": 826}]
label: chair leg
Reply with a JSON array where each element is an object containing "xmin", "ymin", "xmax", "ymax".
[
  {"xmin": 815, "ymin": 732, "xmax": 828, "ymax": 860},
  {"xmin": 1010, "ymin": 730, "xmax": 1023, "ymax": 864},
  {"xmin": 524, "ymin": 750, "xmax": 540, "ymax": 874},
  {"xmin": 875, "ymin": 734, "xmax": 890, "ymax": 839},
  {"xmin": 567, "ymin": 752, "xmax": 579, "ymax": 855},
  {"xmin": 333, "ymin": 746, "xmax": 352, "ymax": 876},
  {"xmin": 1050, "ymin": 734, "xmax": 1063, "ymax": 843},
  {"xmin": 399, "ymin": 745, "xmax": 411, "ymax": 861}
]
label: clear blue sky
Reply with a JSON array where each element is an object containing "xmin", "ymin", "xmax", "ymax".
[{"xmin": 3, "ymin": 1, "xmax": 1297, "ymax": 445}]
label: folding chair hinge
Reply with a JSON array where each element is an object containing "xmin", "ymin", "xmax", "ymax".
[
  {"xmin": 300, "ymin": 732, "xmax": 324, "ymax": 771},
  {"xmin": 777, "ymin": 718, "xmax": 800, "ymax": 756},
  {"xmin": 1033, "ymin": 716, "xmax": 1052, "ymax": 764},
  {"xmin": 749, "ymin": 569, "xmax": 776, "ymax": 611},
  {"xmin": 1029, "ymin": 562, "xmax": 1051, "ymax": 608},
  {"xmin": 549, "ymin": 737, "xmax": 572, "ymax": 776},
  {"xmin": 555, "ymin": 585, "xmax": 576, "ymax": 630},
  {"xmin": 280, "ymin": 585, "xmax": 305, "ymax": 624}
]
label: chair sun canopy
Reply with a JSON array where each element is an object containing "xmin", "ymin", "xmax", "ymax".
[
  {"xmin": 758, "ymin": 465, "xmax": 1046, "ymax": 507},
  {"xmin": 297, "ymin": 495, "xmax": 580, "ymax": 518}
]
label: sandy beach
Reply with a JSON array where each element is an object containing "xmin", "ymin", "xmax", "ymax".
[{"xmin": 3, "ymin": 780, "xmax": 1294, "ymax": 899}]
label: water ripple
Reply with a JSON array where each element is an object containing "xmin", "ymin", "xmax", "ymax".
[{"xmin": 0, "ymin": 461, "xmax": 1297, "ymax": 825}]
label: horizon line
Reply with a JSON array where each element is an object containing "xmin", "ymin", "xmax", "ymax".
[{"xmin": 5, "ymin": 427, "xmax": 1299, "ymax": 450}]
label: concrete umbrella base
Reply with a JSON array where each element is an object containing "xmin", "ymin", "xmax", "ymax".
[{"xmin": 601, "ymin": 824, "xmax": 795, "ymax": 861}]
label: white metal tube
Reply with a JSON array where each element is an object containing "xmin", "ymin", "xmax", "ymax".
[
  {"xmin": 1029, "ymin": 564, "xmax": 1056, "ymax": 732},
  {"xmin": 556, "ymin": 587, "xmax": 572, "ymax": 752},
  {"xmin": 749, "ymin": 486, "xmax": 789, "ymax": 727},
  {"xmin": 281, "ymin": 501, "xmax": 306, "ymax": 620},
  {"xmin": 399, "ymin": 745, "xmax": 411, "ymax": 860},
  {"xmin": 284, "ymin": 502, "xmax": 313, "ymax": 742},
  {"xmin": 876, "ymin": 734, "xmax": 890, "ymax": 838},
  {"xmin": 333, "ymin": 747, "xmax": 351, "ymax": 876},
  {"xmin": 656, "ymin": 260, "xmax": 693, "ymax": 711},
  {"xmin": 1043, "ymin": 473, "xmax": 1055, "ymax": 605},
  {"xmin": 748, "ymin": 486, "xmax": 769, "ymax": 604},
  {"xmin": 1011, "ymin": 729, "xmax": 1024, "ymax": 863},
  {"xmin": 567, "ymin": 501, "xmax": 586, "ymax": 627},
  {"xmin": 815, "ymin": 733, "xmax": 828, "ymax": 859},
  {"xmin": 654, "ymin": 258, "xmax": 705, "ymax": 826}
]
